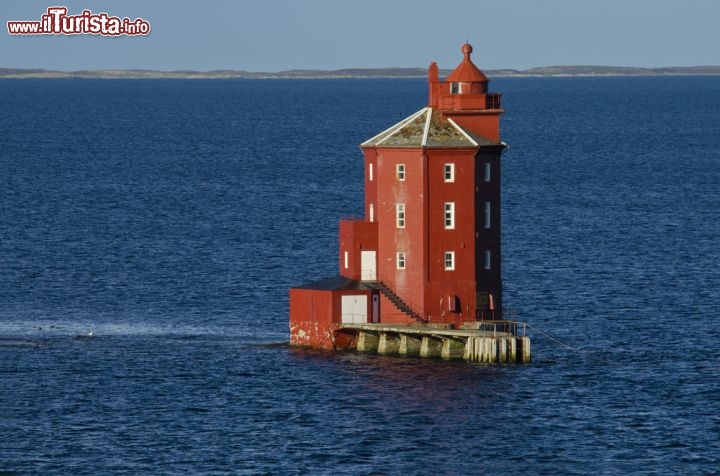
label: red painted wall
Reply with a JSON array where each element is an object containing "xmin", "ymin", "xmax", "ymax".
[
  {"xmin": 378, "ymin": 293, "xmax": 417, "ymax": 324},
  {"xmin": 445, "ymin": 113, "xmax": 501, "ymax": 143},
  {"xmin": 289, "ymin": 288, "xmax": 373, "ymax": 349},
  {"xmin": 371, "ymin": 148, "xmax": 427, "ymax": 315},
  {"xmin": 364, "ymin": 149, "xmax": 378, "ymax": 223},
  {"xmin": 425, "ymin": 148, "xmax": 478, "ymax": 321},
  {"xmin": 361, "ymin": 144, "xmax": 503, "ymax": 324},
  {"xmin": 338, "ymin": 220, "xmax": 378, "ymax": 280},
  {"xmin": 289, "ymin": 288, "xmax": 337, "ymax": 349},
  {"xmin": 361, "ymin": 142, "xmax": 504, "ymax": 324}
]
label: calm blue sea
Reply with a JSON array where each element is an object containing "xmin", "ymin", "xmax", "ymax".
[{"xmin": 1, "ymin": 76, "xmax": 719, "ymax": 474}]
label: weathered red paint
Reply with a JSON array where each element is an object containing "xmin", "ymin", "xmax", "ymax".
[
  {"xmin": 289, "ymin": 287, "xmax": 372, "ymax": 349},
  {"xmin": 289, "ymin": 288, "xmax": 337, "ymax": 349},
  {"xmin": 290, "ymin": 43, "xmax": 506, "ymax": 346}
]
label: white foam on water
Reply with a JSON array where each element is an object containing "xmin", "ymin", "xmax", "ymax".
[{"xmin": 0, "ymin": 318, "xmax": 257, "ymax": 339}]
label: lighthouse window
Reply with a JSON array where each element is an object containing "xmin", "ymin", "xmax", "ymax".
[
  {"xmin": 444, "ymin": 251, "xmax": 455, "ymax": 270},
  {"xmin": 396, "ymin": 252, "xmax": 406, "ymax": 270},
  {"xmin": 444, "ymin": 202, "xmax": 455, "ymax": 229},
  {"xmin": 450, "ymin": 82, "xmax": 459, "ymax": 94},
  {"xmin": 344, "ymin": 251, "xmax": 349, "ymax": 269},
  {"xmin": 396, "ymin": 164, "xmax": 405, "ymax": 181},
  {"xmin": 484, "ymin": 162, "xmax": 491, "ymax": 182},
  {"xmin": 484, "ymin": 201, "xmax": 491, "ymax": 229},
  {"xmin": 369, "ymin": 203, "xmax": 374, "ymax": 222},
  {"xmin": 444, "ymin": 163, "xmax": 455, "ymax": 182},
  {"xmin": 396, "ymin": 203, "xmax": 405, "ymax": 228},
  {"xmin": 369, "ymin": 163, "xmax": 374, "ymax": 181},
  {"xmin": 484, "ymin": 250, "xmax": 492, "ymax": 270}
]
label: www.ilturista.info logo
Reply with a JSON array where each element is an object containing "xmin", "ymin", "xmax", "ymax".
[{"xmin": 7, "ymin": 7, "xmax": 150, "ymax": 36}]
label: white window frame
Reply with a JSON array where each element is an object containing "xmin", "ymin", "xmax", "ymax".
[
  {"xmin": 344, "ymin": 251, "xmax": 349, "ymax": 269},
  {"xmin": 484, "ymin": 250, "xmax": 491, "ymax": 270},
  {"xmin": 444, "ymin": 251, "xmax": 455, "ymax": 270},
  {"xmin": 396, "ymin": 252, "xmax": 406, "ymax": 270},
  {"xmin": 396, "ymin": 203, "xmax": 405, "ymax": 228},
  {"xmin": 396, "ymin": 163, "xmax": 405, "ymax": 181},
  {"xmin": 444, "ymin": 202, "xmax": 455, "ymax": 229},
  {"xmin": 369, "ymin": 163, "xmax": 374, "ymax": 182},
  {"xmin": 444, "ymin": 163, "xmax": 455, "ymax": 182},
  {"xmin": 484, "ymin": 201, "xmax": 491, "ymax": 229},
  {"xmin": 484, "ymin": 162, "xmax": 491, "ymax": 183},
  {"xmin": 369, "ymin": 203, "xmax": 374, "ymax": 222}
]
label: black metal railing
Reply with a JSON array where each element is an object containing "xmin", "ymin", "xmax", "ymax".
[
  {"xmin": 373, "ymin": 274, "xmax": 427, "ymax": 323},
  {"xmin": 464, "ymin": 319, "xmax": 527, "ymax": 337}
]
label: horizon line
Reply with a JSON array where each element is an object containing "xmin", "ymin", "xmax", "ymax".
[{"xmin": 3, "ymin": 64, "xmax": 720, "ymax": 79}]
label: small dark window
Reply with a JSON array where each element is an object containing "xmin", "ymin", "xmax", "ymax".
[
  {"xmin": 396, "ymin": 203, "xmax": 405, "ymax": 228},
  {"xmin": 444, "ymin": 251, "xmax": 455, "ymax": 270},
  {"xmin": 397, "ymin": 252, "xmax": 406, "ymax": 270},
  {"xmin": 444, "ymin": 163, "xmax": 454, "ymax": 182}
]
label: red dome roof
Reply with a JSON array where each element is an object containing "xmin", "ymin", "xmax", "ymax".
[{"xmin": 445, "ymin": 43, "xmax": 488, "ymax": 84}]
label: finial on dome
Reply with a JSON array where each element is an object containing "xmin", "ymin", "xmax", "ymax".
[{"xmin": 461, "ymin": 43, "xmax": 473, "ymax": 61}]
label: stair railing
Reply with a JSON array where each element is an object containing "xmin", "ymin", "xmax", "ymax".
[{"xmin": 375, "ymin": 273, "xmax": 427, "ymax": 323}]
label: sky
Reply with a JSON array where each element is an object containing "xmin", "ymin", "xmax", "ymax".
[{"xmin": 2, "ymin": 0, "xmax": 720, "ymax": 72}]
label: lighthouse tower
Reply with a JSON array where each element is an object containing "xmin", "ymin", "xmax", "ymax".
[{"xmin": 290, "ymin": 44, "xmax": 510, "ymax": 352}]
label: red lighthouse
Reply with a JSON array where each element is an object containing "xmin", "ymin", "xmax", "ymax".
[{"xmin": 290, "ymin": 44, "xmax": 527, "ymax": 361}]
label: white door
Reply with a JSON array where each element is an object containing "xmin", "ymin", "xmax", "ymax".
[
  {"xmin": 360, "ymin": 250, "xmax": 376, "ymax": 281},
  {"xmin": 341, "ymin": 295, "xmax": 368, "ymax": 324}
]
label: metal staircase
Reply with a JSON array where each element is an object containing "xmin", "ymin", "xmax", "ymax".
[{"xmin": 366, "ymin": 281, "xmax": 427, "ymax": 323}]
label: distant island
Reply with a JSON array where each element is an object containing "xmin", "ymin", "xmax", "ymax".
[{"xmin": 2, "ymin": 65, "xmax": 720, "ymax": 79}]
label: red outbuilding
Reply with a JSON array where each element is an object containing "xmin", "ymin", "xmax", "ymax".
[{"xmin": 290, "ymin": 44, "xmax": 507, "ymax": 350}]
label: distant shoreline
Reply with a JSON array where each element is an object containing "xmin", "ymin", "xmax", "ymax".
[{"xmin": 2, "ymin": 65, "xmax": 720, "ymax": 79}]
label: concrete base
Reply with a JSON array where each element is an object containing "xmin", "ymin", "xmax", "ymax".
[
  {"xmin": 420, "ymin": 336, "xmax": 442, "ymax": 358},
  {"xmin": 357, "ymin": 331, "xmax": 379, "ymax": 352},
  {"xmin": 465, "ymin": 336, "xmax": 531, "ymax": 363},
  {"xmin": 335, "ymin": 323, "xmax": 531, "ymax": 363},
  {"xmin": 399, "ymin": 334, "xmax": 421, "ymax": 356},
  {"xmin": 508, "ymin": 337, "xmax": 517, "ymax": 362},
  {"xmin": 441, "ymin": 338, "xmax": 465, "ymax": 359},
  {"xmin": 378, "ymin": 333, "xmax": 400, "ymax": 355},
  {"xmin": 519, "ymin": 336, "xmax": 531, "ymax": 363}
]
